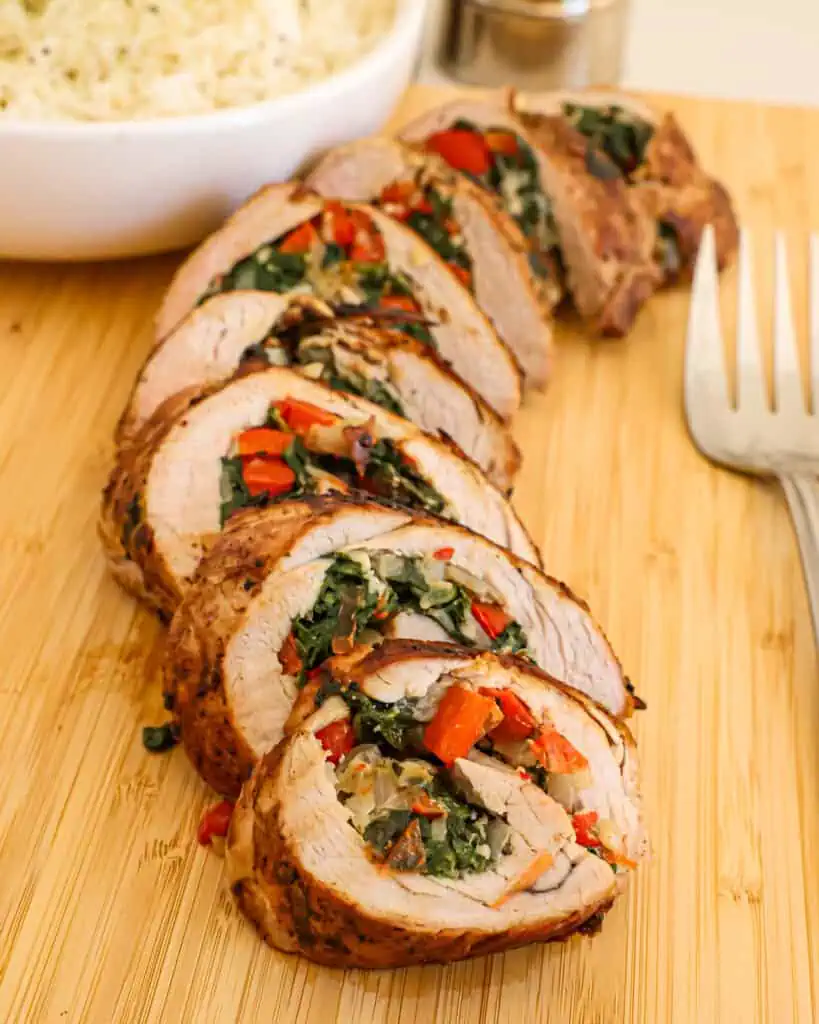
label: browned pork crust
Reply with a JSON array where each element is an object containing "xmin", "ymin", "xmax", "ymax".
[
  {"xmin": 515, "ymin": 112, "xmax": 662, "ymax": 336},
  {"xmin": 229, "ymin": 744, "xmax": 617, "ymax": 969},
  {"xmin": 164, "ymin": 498, "xmax": 634, "ymax": 799}
]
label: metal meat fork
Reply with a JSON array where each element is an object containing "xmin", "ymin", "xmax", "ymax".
[{"xmin": 685, "ymin": 226, "xmax": 819, "ymax": 646}]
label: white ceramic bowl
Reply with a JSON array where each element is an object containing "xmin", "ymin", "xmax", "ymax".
[{"xmin": 0, "ymin": 0, "xmax": 427, "ymax": 261}]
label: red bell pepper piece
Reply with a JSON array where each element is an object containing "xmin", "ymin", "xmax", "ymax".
[
  {"xmin": 316, "ymin": 720, "xmax": 357, "ymax": 765},
  {"xmin": 485, "ymin": 130, "xmax": 519, "ymax": 156},
  {"xmin": 378, "ymin": 295, "xmax": 420, "ymax": 314},
  {"xmin": 242, "ymin": 457, "xmax": 296, "ymax": 498},
  {"xmin": 380, "ymin": 180, "xmax": 418, "ymax": 206},
  {"xmin": 323, "ymin": 200, "xmax": 358, "ymax": 248},
  {"xmin": 481, "ymin": 688, "xmax": 537, "ymax": 743},
  {"xmin": 279, "ymin": 631, "xmax": 302, "ymax": 677},
  {"xmin": 451, "ymin": 264, "xmax": 472, "ymax": 289},
  {"xmin": 425, "ymin": 129, "xmax": 491, "ymax": 176},
  {"xmin": 572, "ymin": 811, "xmax": 602, "ymax": 848},
  {"xmin": 530, "ymin": 724, "xmax": 589, "ymax": 774},
  {"xmin": 471, "ymin": 600, "xmax": 511, "ymax": 640},
  {"xmin": 275, "ymin": 397, "xmax": 339, "ymax": 433},
  {"xmin": 236, "ymin": 427, "xmax": 293, "ymax": 458},
  {"xmin": 349, "ymin": 210, "xmax": 386, "ymax": 262},
  {"xmin": 410, "ymin": 792, "xmax": 447, "ymax": 819},
  {"xmin": 278, "ymin": 221, "xmax": 319, "ymax": 254},
  {"xmin": 197, "ymin": 800, "xmax": 235, "ymax": 846},
  {"xmin": 350, "ymin": 234, "xmax": 386, "ymax": 263},
  {"xmin": 423, "ymin": 686, "xmax": 499, "ymax": 766},
  {"xmin": 433, "ymin": 547, "xmax": 455, "ymax": 561}
]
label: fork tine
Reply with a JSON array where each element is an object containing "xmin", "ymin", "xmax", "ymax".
[
  {"xmin": 773, "ymin": 232, "xmax": 805, "ymax": 413},
  {"xmin": 810, "ymin": 233, "xmax": 819, "ymax": 412},
  {"xmin": 736, "ymin": 229, "xmax": 769, "ymax": 412},
  {"xmin": 685, "ymin": 224, "xmax": 730, "ymax": 409}
]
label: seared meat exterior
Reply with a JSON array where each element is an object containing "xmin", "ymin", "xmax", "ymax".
[
  {"xmin": 153, "ymin": 183, "xmax": 522, "ymax": 421},
  {"xmin": 164, "ymin": 497, "xmax": 636, "ymax": 798},
  {"xmin": 634, "ymin": 112, "xmax": 739, "ymax": 277},
  {"xmin": 514, "ymin": 89, "xmax": 739, "ymax": 284},
  {"xmin": 515, "ymin": 112, "xmax": 662, "ymax": 336},
  {"xmin": 307, "ymin": 137, "xmax": 555, "ymax": 386},
  {"xmin": 118, "ymin": 292, "xmax": 521, "ymax": 491},
  {"xmin": 100, "ymin": 372, "xmax": 539, "ymax": 620},
  {"xmin": 225, "ymin": 642, "xmax": 647, "ymax": 969}
]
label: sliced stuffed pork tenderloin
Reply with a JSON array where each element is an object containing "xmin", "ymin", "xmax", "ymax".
[
  {"xmin": 163, "ymin": 497, "xmax": 638, "ymax": 800},
  {"xmin": 226, "ymin": 641, "xmax": 647, "ymax": 969},
  {"xmin": 152, "ymin": 183, "xmax": 522, "ymax": 421},
  {"xmin": 512, "ymin": 89, "xmax": 739, "ymax": 282},
  {"xmin": 99, "ymin": 371, "xmax": 538, "ymax": 620},
  {"xmin": 400, "ymin": 97, "xmax": 664, "ymax": 336},
  {"xmin": 118, "ymin": 292, "xmax": 520, "ymax": 490},
  {"xmin": 307, "ymin": 137, "xmax": 556, "ymax": 386}
]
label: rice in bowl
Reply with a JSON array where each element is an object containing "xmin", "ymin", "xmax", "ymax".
[{"xmin": 0, "ymin": 0, "xmax": 398, "ymax": 122}]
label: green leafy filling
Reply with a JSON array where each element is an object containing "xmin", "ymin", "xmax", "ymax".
[
  {"xmin": 294, "ymin": 552, "xmax": 533, "ymax": 690},
  {"xmin": 357, "ymin": 440, "xmax": 446, "ymax": 515},
  {"xmin": 657, "ymin": 220, "xmax": 683, "ymax": 278},
  {"xmin": 491, "ymin": 621, "xmax": 530, "ymax": 657},
  {"xmin": 375, "ymin": 554, "xmax": 473, "ymax": 643},
  {"xmin": 362, "ymin": 775, "xmax": 493, "ymax": 878},
  {"xmin": 296, "ymin": 341, "xmax": 405, "ymax": 417},
  {"xmin": 453, "ymin": 118, "xmax": 559, "ymax": 258},
  {"xmin": 208, "ymin": 248, "xmax": 309, "ymax": 298},
  {"xmin": 563, "ymin": 103, "xmax": 655, "ymax": 177},
  {"xmin": 345, "ymin": 687, "xmax": 420, "ymax": 750},
  {"xmin": 325, "ymin": 371, "xmax": 405, "ymax": 417},
  {"xmin": 142, "ymin": 723, "xmax": 178, "ymax": 753},
  {"xmin": 290, "ymin": 556, "xmax": 385, "ymax": 673},
  {"xmin": 354, "ymin": 263, "xmax": 435, "ymax": 347},
  {"xmin": 405, "ymin": 188, "xmax": 472, "ymax": 281}
]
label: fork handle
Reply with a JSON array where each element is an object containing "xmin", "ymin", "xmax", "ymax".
[{"xmin": 779, "ymin": 473, "xmax": 819, "ymax": 648}]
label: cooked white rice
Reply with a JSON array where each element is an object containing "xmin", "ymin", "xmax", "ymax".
[{"xmin": 0, "ymin": 0, "xmax": 398, "ymax": 122}]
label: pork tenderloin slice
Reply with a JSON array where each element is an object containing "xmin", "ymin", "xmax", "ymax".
[
  {"xmin": 362, "ymin": 205, "xmax": 522, "ymax": 420},
  {"xmin": 164, "ymin": 499, "xmax": 412, "ymax": 796},
  {"xmin": 308, "ymin": 137, "xmax": 555, "ymax": 386},
  {"xmin": 517, "ymin": 113, "xmax": 661, "ymax": 334},
  {"xmin": 125, "ymin": 368, "xmax": 536, "ymax": 609},
  {"xmin": 515, "ymin": 91, "xmax": 738, "ymax": 277},
  {"xmin": 156, "ymin": 180, "xmax": 522, "ymax": 420},
  {"xmin": 227, "ymin": 730, "xmax": 619, "ymax": 967}
]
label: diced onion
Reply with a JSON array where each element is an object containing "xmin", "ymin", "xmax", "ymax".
[{"xmin": 445, "ymin": 564, "xmax": 500, "ymax": 602}]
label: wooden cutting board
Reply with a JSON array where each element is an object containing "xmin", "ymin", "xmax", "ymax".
[{"xmin": 0, "ymin": 85, "xmax": 817, "ymax": 1024}]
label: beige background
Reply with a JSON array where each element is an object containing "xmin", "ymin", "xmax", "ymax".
[{"xmin": 422, "ymin": 0, "xmax": 819, "ymax": 106}]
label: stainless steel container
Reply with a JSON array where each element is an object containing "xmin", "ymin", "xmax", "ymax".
[{"xmin": 438, "ymin": 0, "xmax": 629, "ymax": 90}]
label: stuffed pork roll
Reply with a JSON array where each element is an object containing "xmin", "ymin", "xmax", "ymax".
[
  {"xmin": 400, "ymin": 97, "xmax": 663, "ymax": 336},
  {"xmin": 100, "ymin": 371, "xmax": 538, "ymax": 620},
  {"xmin": 153, "ymin": 183, "xmax": 522, "ymax": 420},
  {"xmin": 118, "ymin": 292, "xmax": 520, "ymax": 490},
  {"xmin": 226, "ymin": 640, "xmax": 647, "ymax": 969},
  {"xmin": 512, "ymin": 89, "xmax": 739, "ymax": 281},
  {"xmin": 164, "ymin": 497, "xmax": 637, "ymax": 799},
  {"xmin": 307, "ymin": 137, "xmax": 556, "ymax": 385}
]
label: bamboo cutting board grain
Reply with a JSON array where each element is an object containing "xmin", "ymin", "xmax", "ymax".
[{"xmin": 0, "ymin": 86, "xmax": 817, "ymax": 1024}]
